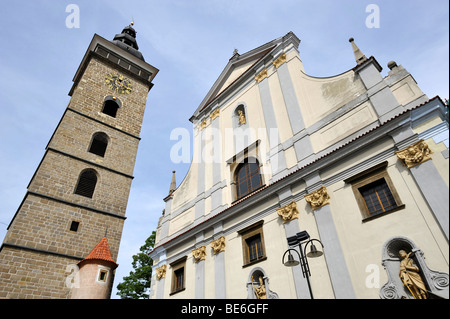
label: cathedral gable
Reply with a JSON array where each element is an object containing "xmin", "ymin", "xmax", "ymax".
[{"xmin": 194, "ymin": 45, "xmax": 276, "ymax": 118}]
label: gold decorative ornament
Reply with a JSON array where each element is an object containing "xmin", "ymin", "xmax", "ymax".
[
  {"xmin": 277, "ymin": 201, "xmax": 299, "ymax": 223},
  {"xmin": 192, "ymin": 246, "xmax": 207, "ymax": 263},
  {"xmin": 251, "ymin": 276, "xmax": 267, "ymax": 299},
  {"xmin": 399, "ymin": 250, "xmax": 428, "ymax": 299},
  {"xmin": 155, "ymin": 264, "xmax": 167, "ymax": 280},
  {"xmin": 199, "ymin": 119, "xmax": 207, "ymax": 131},
  {"xmin": 396, "ymin": 139, "xmax": 432, "ymax": 169},
  {"xmin": 255, "ymin": 68, "xmax": 268, "ymax": 83},
  {"xmin": 305, "ymin": 186, "xmax": 330, "ymax": 210},
  {"xmin": 210, "ymin": 236, "xmax": 226, "ymax": 255},
  {"xmin": 272, "ymin": 53, "xmax": 287, "ymax": 68},
  {"xmin": 238, "ymin": 110, "xmax": 246, "ymax": 125},
  {"xmin": 210, "ymin": 108, "xmax": 220, "ymax": 121},
  {"xmin": 105, "ymin": 72, "xmax": 133, "ymax": 94}
]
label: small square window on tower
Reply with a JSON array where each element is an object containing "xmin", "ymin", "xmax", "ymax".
[
  {"xmin": 98, "ymin": 269, "xmax": 108, "ymax": 282},
  {"xmin": 69, "ymin": 221, "xmax": 80, "ymax": 232}
]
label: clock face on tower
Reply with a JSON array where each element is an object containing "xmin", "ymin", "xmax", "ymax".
[{"xmin": 105, "ymin": 72, "xmax": 133, "ymax": 94}]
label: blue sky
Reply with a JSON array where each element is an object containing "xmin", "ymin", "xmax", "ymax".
[{"xmin": 0, "ymin": 0, "xmax": 448, "ymax": 298}]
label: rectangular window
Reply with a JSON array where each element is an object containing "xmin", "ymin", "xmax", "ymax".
[
  {"xmin": 359, "ymin": 179, "xmax": 397, "ymax": 216},
  {"xmin": 174, "ymin": 268, "xmax": 184, "ymax": 291},
  {"xmin": 345, "ymin": 162, "xmax": 404, "ymax": 221},
  {"xmin": 69, "ymin": 221, "xmax": 80, "ymax": 232},
  {"xmin": 170, "ymin": 257, "xmax": 187, "ymax": 295},
  {"xmin": 98, "ymin": 269, "xmax": 108, "ymax": 282},
  {"xmin": 238, "ymin": 221, "xmax": 266, "ymax": 267},
  {"xmin": 246, "ymin": 235, "xmax": 264, "ymax": 263}
]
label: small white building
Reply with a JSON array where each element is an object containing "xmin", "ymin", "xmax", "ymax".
[{"xmin": 149, "ymin": 32, "xmax": 449, "ymax": 299}]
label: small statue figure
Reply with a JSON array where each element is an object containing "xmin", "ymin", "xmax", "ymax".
[
  {"xmin": 398, "ymin": 250, "xmax": 428, "ymax": 299},
  {"xmin": 251, "ymin": 276, "xmax": 267, "ymax": 299},
  {"xmin": 238, "ymin": 110, "xmax": 246, "ymax": 125}
]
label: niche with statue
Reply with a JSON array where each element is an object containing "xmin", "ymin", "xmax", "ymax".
[
  {"xmin": 246, "ymin": 267, "xmax": 279, "ymax": 299},
  {"xmin": 380, "ymin": 236, "xmax": 448, "ymax": 299}
]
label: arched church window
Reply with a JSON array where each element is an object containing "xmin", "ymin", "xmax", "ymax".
[
  {"xmin": 236, "ymin": 158, "xmax": 262, "ymax": 199},
  {"xmin": 74, "ymin": 169, "xmax": 98, "ymax": 198},
  {"xmin": 88, "ymin": 132, "xmax": 109, "ymax": 157},
  {"xmin": 102, "ymin": 96, "xmax": 121, "ymax": 118}
]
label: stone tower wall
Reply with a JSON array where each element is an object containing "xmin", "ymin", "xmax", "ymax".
[
  {"xmin": 0, "ymin": 38, "xmax": 154, "ymax": 298},
  {"xmin": 0, "ymin": 246, "xmax": 77, "ymax": 299}
]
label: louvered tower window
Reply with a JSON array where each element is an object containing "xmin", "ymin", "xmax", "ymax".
[{"xmin": 74, "ymin": 169, "xmax": 98, "ymax": 198}]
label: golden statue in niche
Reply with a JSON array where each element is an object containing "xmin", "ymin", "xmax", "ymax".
[
  {"xmin": 251, "ymin": 276, "xmax": 267, "ymax": 299},
  {"xmin": 238, "ymin": 110, "xmax": 246, "ymax": 125},
  {"xmin": 398, "ymin": 250, "xmax": 428, "ymax": 299}
]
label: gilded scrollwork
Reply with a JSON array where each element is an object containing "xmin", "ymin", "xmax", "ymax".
[
  {"xmin": 396, "ymin": 139, "xmax": 432, "ymax": 169},
  {"xmin": 255, "ymin": 69, "xmax": 268, "ymax": 83},
  {"xmin": 210, "ymin": 108, "xmax": 220, "ymax": 121},
  {"xmin": 155, "ymin": 264, "xmax": 166, "ymax": 280},
  {"xmin": 192, "ymin": 246, "xmax": 207, "ymax": 263},
  {"xmin": 277, "ymin": 201, "xmax": 299, "ymax": 223},
  {"xmin": 272, "ymin": 53, "xmax": 287, "ymax": 68},
  {"xmin": 304, "ymin": 186, "xmax": 330, "ymax": 210},
  {"xmin": 210, "ymin": 236, "xmax": 226, "ymax": 255},
  {"xmin": 198, "ymin": 119, "xmax": 207, "ymax": 131}
]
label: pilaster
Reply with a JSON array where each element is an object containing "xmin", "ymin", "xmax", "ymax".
[
  {"xmin": 396, "ymin": 140, "xmax": 449, "ymax": 239},
  {"xmin": 304, "ymin": 180, "xmax": 356, "ymax": 299},
  {"xmin": 255, "ymin": 67, "xmax": 288, "ymax": 180},
  {"xmin": 276, "ymin": 189, "xmax": 311, "ymax": 299}
]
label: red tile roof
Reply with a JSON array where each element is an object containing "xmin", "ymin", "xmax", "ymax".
[{"xmin": 79, "ymin": 237, "xmax": 118, "ymax": 269}]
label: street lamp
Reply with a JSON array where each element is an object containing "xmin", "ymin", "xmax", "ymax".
[{"xmin": 282, "ymin": 230, "xmax": 324, "ymax": 299}]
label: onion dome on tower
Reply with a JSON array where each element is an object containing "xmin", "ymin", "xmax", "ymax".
[{"xmin": 110, "ymin": 22, "xmax": 145, "ymax": 61}]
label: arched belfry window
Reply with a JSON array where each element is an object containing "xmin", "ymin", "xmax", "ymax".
[
  {"xmin": 236, "ymin": 158, "xmax": 262, "ymax": 199},
  {"xmin": 102, "ymin": 96, "xmax": 121, "ymax": 118},
  {"xmin": 74, "ymin": 169, "xmax": 98, "ymax": 198},
  {"xmin": 88, "ymin": 132, "xmax": 109, "ymax": 157}
]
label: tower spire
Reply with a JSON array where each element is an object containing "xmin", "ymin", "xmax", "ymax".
[
  {"xmin": 349, "ymin": 37, "xmax": 367, "ymax": 65},
  {"xmin": 169, "ymin": 171, "xmax": 177, "ymax": 194}
]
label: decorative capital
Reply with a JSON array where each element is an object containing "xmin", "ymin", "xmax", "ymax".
[
  {"xmin": 192, "ymin": 246, "xmax": 207, "ymax": 263},
  {"xmin": 272, "ymin": 53, "xmax": 287, "ymax": 68},
  {"xmin": 305, "ymin": 186, "xmax": 330, "ymax": 211},
  {"xmin": 277, "ymin": 201, "xmax": 299, "ymax": 223},
  {"xmin": 155, "ymin": 264, "xmax": 167, "ymax": 280},
  {"xmin": 210, "ymin": 108, "xmax": 220, "ymax": 121},
  {"xmin": 396, "ymin": 139, "xmax": 432, "ymax": 169},
  {"xmin": 210, "ymin": 236, "xmax": 226, "ymax": 255},
  {"xmin": 255, "ymin": 68, "xmax": 268, "ymax": 83},
  {"xmin": 198, "ymin": 119, "xmax": 207, "ymax": 131}
]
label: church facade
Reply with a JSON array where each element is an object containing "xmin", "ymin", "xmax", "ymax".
[{"xmin": 149, "ymin": 32, "xmax": 449, "ymax": 299}]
